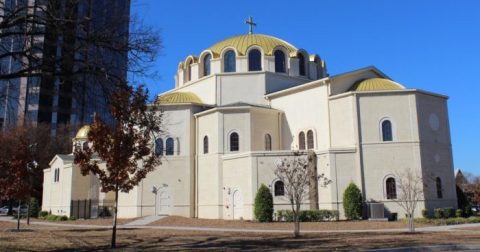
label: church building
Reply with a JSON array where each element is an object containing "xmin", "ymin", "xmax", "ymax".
[{"xmin": 42, "ymin": 22, "xmax": 457, "ymax": 220}]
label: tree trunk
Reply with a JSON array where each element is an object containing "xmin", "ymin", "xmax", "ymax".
[
  {"xmin": 27, "ymin": 198, "xmax": 31, "ymax": 225},
  {"xmin": 293, "ymin": 203, "xmax": 301, "ymax": 238},
  {"xmin": 111, "ymin": 189, "xmax": 119, "ymax": 248},
  {"xmin": 307, "ymin": 151, "xmax": 319, "ymax": 210},
  {"xmin": 17, "ymin": 200, "xmax": 21, "ymax": 230}
]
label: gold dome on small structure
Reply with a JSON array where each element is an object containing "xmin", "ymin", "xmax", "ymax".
[
  {"xmin": 155, "ymin": 92, "xmax": 203, "ymax": 105},
  {"xmin": 75, "ymin": 125, "xmax": 90, "ymax": 140},
  {"xmin": 349, "ymin": 78, "xmax": 405, "ymax": 92},
  {"xmin": 208, "ymin": 34, "xmax": 298, "ymax": 57}
]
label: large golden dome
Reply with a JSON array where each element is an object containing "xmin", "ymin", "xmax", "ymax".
[
  {"xmin": 155, "ymin": 92, "xmax": 203, "ymax": 105},
  {"xmin": 75, "ymin": 125, "xmax": 90, "ymax": 140},
  {"xmin": 349, "ymin": 78, "xmax": 405, "ymax": 92},
  {"xmin": 208, "ymin": 34, "xmax": 298, "ymax": 57}
]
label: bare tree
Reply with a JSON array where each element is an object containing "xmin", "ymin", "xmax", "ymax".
[
  {"xmin": 74, "ymin": 85, "xmax": 162, "ymax": 248},
  {"xmin": 274, "ymin": 152, "xmax": 331, "ymax": 238},
  {"xmin": 394, "ymin": 169, "xmax": 425, "ymax": 233}
]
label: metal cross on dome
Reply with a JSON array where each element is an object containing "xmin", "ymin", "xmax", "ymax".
[{"xmin": 245, "ymin": 16, "xmax": 256, "ymax": 34}]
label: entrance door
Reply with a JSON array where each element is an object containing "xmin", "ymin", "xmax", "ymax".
[
  {"xmin": 157, "ymin": 190, "xmax": 171, "ymax": 215},
  {"xmin": 232, "ymin": 190, "xmax": 243, "ymax": 220}
]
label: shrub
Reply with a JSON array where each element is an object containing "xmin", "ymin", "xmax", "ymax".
[
  {"xmin": 69, "ymin": 216, "xmax": 76, "ymax": 221},
  {"xmin": 465, "ymin": 204, "xmax": 473, "ymax": 217},
  {"xmin": 39, "ymin": 211, "xmax": 49, "ymax": 218},
  {"xmin": 444, "ymin": 208, "xmax": 455, "ymax": 218},
  {"xmin": 342, "ymin": 183, "xmax": 363, "ymax": 220},
  {"xmin": 277, "ymin": 210, "xmax": 338, "ymax": 222},
  {"xmin": 254, "ymin": 184, "xmax": 274, "ymax": 222},
  {"xmin": 28, "ymin": 198, "xmax": 40, "ymax": 218},
  {"xmin": 421, "ymin": 209, "xmax": 430, "ymax": 219},
  {"xmin": 434, "ymin": 208, "xmax": 444, "ymax": 219},
  {"xmin": 59, "ymin": 215, "xmax": 68, "ymax": 221},
  {"xmin": 456, "ymin": 209, "xmax": 464, "ymax": 218},
  {"xmin": 46, "ymin": 214, "xmax": 58, "ymax": 221}
]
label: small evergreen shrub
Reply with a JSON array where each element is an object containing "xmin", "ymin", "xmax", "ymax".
[
  {"xmin": 444, "ymin": 208, "xmax": 455, "ymax": 218},
  {"xmin": 421, "ymin": 209, "xmax": 430, "ymax": 219},
  {"xmin": 254, "ymin": 184, "xmax": 274, "ymax": 222},
  {"xmin": 434, "ymin": 208, "xmax": 444, "ymax": 219},
  {"xmin": 465, "ymin": 204, "xmax": 473, "ymax": 217},
  {"xmin": 69, "ymin": 216, "xmax": 76, "ymax": 221},
  {"xmin": 456, "ymin": 209, "xmax": 464, "ymax": 218},
  {"xmin": 46, "ymin": 214, "xmax": 57, "ymax": 221},
  {"xmin": 39, "ymin": 211, "xmax": 49, "ymax": 218},
  {"xmin": 59, "ymin": 215, "xmax": 68, "ymax": 221},
  {"xmin": 342, "ymin": 183, "xmax": 363, "ymax": 220},
  {"xmin": 29, "ymin": 198, "xmax": 40, "ymax": 218}
]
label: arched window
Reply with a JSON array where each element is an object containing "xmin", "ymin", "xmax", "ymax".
[
  {"xmin": 297, "ymin": 53, "xmax": 306, "ymax": 76},
  {"xmin": 386, "ymin": 177, "xmax": 397, "ymax": 199},
  {"xmin": 82, "ymin": 142, "xmax": 89, "ymax": 151},
  {"xmin": 307, "ymin": 130, "xmax": 314, "ymax": 149},
  {"xmin": 224, "ymin": 50, "xmax": 236, "ymax": 72},
  {"xmin": 274, "ymin": 181, "xmax": 285, "ymax": 196},
  {"xmin": 265, "ymin": 134, "xmax": 272, "ymax": 151},
  {"xmin": 299, "ymin": 131, "xmax": 306, "ymax": 150},
  {"xmin": 274, "ymin": 50, "xmax": 286, "ymax": 73},
  {"xmin": 248, "ymin": 49, "xmax": 262, "ymax": 71},
  {"xmin": 203, "ymin": 54, "xmax": 211, "ymax": 76},
  {"xmin": 185, "ymin": 60, "xmax": 192, "ymax": 82},
  {"xmin": 155, "ymin": 138, "xmax": 163, "ymax": 156},
  {"xmin": 165, "ymin": 138, "xmax": 174, "ymax": 156},
  {"xmin": 436, "ymin": 177, "xmax": 443, "ymax": 199},
  {"xmin": 382, "ymin": 120, "xmax": 393, "ymax": 141},
  {"xmin": 203, "ymin": 136, "xmax": 209, "ymax": 154},
  {"xmin": 230, "ymin": 132, "xmax": 239, "ymax": 151}
]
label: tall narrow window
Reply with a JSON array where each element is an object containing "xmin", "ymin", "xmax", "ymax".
[
  {"xmin": 265, "ymin": 134, "xmax": 272, "ymax": 151},
  {"xmin": 185, "ymin": 60, "xmax": 192, "ymax": 82},
  {"xmin": 299, "ymin": 132, "xmax": 306, "ymax": 150},
  {"xmin": 274, "ymin": 181, "xmax": 285, "ymax": 196},
  {"xmin": 382, "ymin": 120, "xmax": 393, "ymax": 141},
  {"xmin": 230, "ymin": 132, "xmax": 239, "ymax": 151},
  {"xmin": 248, "ymin": 49, "xmax": 262, "ymax": 71},
  {"xmin": 203, "ymin": 54, "xmax": 211, "ymax": 76},
  {"xmin": 386, "ymin": 177, "xmax": 397, "ymax": 199},
  {"xmin": 298, "ymin": 53, "xmax": 306, "ymax": 76},
  {"xmin": 436, "ymin": 177, "xmax": 443, "ymax": 199},
  {"xmin": 307, "ymin": 130, "xmax": 314, "ymax": 149},
  {"xmin": 203, "ymin": 136, "xmax": 209, "ymax": 154},
  {"xmin": 82, "ymin": 142, "xmax": 89, "ymax": 151},
  {"xmin": 224, "ymin": 50, "xmax": 236, "ymax": 72},
  {"xmin": 274, "ymin": 50, "xmax": 286, "ymax": 73},
  {"xmin": 166, "ymin": 137, "xmax": 174, "ymax": 155},
  {"xmin": 155, "ymin": 138, "xmax": 163, "ymax": 156}
]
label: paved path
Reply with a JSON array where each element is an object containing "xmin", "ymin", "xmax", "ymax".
[
  {"xmin": 124, "ymin": 215, "xmax": 166, "ymax": 226},
  {"xmin": 2, "ymin": 216, "xmax": 480, "ymax": 233}
]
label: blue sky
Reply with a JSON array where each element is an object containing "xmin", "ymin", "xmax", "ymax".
[{"xmin": 132, "ymin": 0, "xmax": 480, "ymax": 174}]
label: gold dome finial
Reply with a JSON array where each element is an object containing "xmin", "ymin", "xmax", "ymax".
[{"xmin": 245, "ymin": 16, "xmax": 256, "ymax": 34}]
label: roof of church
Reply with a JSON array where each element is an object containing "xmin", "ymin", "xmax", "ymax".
[
  {"xmin": 349, "ymin": 78, "xmax": 405, "ymax": 92},
  {"xmin": 75, "ymin": 125, "xmax": 90, "ymax": 140},
  {"xmin": 208, "ymin": 34, "xmax": 298, "ymax": 57},
  {"xmin": 155, "ymin": 92, "xmax": 203, "ymax": 105}
]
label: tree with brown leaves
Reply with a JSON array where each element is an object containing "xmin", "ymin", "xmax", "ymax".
[{"xmin": 74, "ymin": 84, "xmax": 162, "ymax": 248}]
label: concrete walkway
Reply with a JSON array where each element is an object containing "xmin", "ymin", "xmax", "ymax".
[
  {"xmin": 2, "ymin": 216, "xmax": 480, "ymax": 233},
  {"xmin": 124, "ymin": 215, "xmax": 166, "ymax": 226}
]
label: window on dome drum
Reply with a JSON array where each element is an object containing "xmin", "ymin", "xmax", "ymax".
[
  {"xmin": 166, "ymin": 138, "xmax": 174, "ymax": 155},
  {"xmin": 203, "ymin": 136, "xmax": 209, "ymax": 154},
  {"xmin": 386, "ymin": 177, "xmax": 397, "ymax": 199},
  {"xmin": 224, "ymin": 50, "xmax": 236, "ymax": 72},
  {"xmin": 382, "ymin": 120, "xmax": 393, "ymax": 141},
  {"xmin": 203, "ymin": 54, "xmax": 211, "ymax": 76},
  {"xmin": 155, "ymin": 138, "xmax": 163, "ymax": 156},
  {"xmin": 186, "ymin": 60, "xmax": 192, "ymax": 82},
  {"xmin": 297, "ymin": 53, "xmax": 306, "ymax": 76},
  {"xmin": 248, "ymin": 49, "xmax": 262, "ymax": 71},
  {"xmin": 307, "ymin": 130, "xmax": 314, "ymax": 149},
  {"xmin": 274, "ymin": 50, "xmax": 286, "ymax": 73},
  {"xmin": 436, "ymin": 177, "xmax": 443, "ymax": 199},
  {"xmin": 299, "ymin": 131, "xmax": 306, "ymax": 150},
  {"xmin": 82, "ymin": 142, "xmax": 89, "ymax": 151},
  {"xmin": 230, "ymin": 132, "xmax": 239, "ymax": 151},
  {"xmin": 265, "ymin": 134, "xmax": 272, "ymax": 151},
  {"xmin": 274, "ymin": 181, "xmax": 285, "ymax": 196}
]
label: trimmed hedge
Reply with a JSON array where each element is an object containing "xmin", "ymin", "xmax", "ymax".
[
  {"xmin": 416, "ymin": 216, "xmax": 480, "ymax": 226},
  {"xmin": 42, "ymin": 214, "xmax": 69, "ymax": 221},
  {"xmin": 254, "ymin": 184, "xmax": 274, "ymax": 222},
  {"xmin": 39, "ymin": 211, "xmax": 49, "ymax": 218},
  {"xmin": 343, "ymin": 183, "xmax": 363, "ymax": 220},
  {"xmin": 277, "ymin": 210, "xmax": 339, "ymax": 222}
]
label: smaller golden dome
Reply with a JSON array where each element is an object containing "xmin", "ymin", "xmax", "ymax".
[
  {"xmin": 75, "ymin": 125, "xmax": 90, "ymax": 140},
  {"xmin": 349, "ymin": 78, "xmax": 404, "ymax": 92},
  {"xmin": 155, "ymin": 92, "xmax": 203, "ymax": 105}
]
